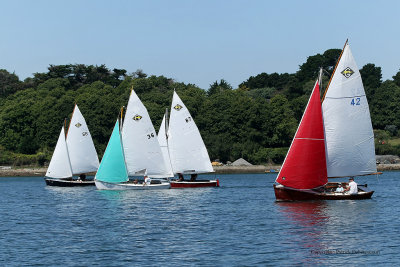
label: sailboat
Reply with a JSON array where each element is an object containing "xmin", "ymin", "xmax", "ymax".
[
  {"xmin": 45, "ymin": 104, "xmax": 100, "ymax": 186},
  {"xmin": 162, "ymin": 91, "xmax": 219, "ymax": 188},
  {"xmin": 94, "ymin": 90, "xmax": 171, "ymax": 190},
  {"xmin": 274, "ymin": 41, "xmax": 376, "ymax": 201}
]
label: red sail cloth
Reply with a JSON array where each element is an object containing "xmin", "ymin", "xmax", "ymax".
[{"xmin": 276, "ymin": 82, "xmax": 327, "ymax": 189}]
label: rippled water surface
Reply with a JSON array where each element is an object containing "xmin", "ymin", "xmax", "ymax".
[{"xmin": 0, "ymin": 173, "xmax": 399, "ymax": 266}]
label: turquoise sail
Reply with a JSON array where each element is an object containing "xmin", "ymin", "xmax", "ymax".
[{"xmin": 95, "ymin": 120, "xmax": 128, "ymax": 183}]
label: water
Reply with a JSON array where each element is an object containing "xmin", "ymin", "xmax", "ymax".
[{"xmin": 0, "ymin": 173, "xmax": 399, "ymax": 266}]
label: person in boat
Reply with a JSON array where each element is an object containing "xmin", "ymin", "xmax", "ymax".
[
  {"xmin": 177, "ymin": 173, "xmax": 184, "ymax": 182},
  {"xmin": 144, "ymin": 175, "xmax": 151, "ymax": 186},
  {"xmin": 345, "ymin": 177, "xmax": 358, "ymax": 195},
  {"xmin": 335, "ymin": 183, "xmax": 344, "ymax": 193},
  {"xmin": 133, "ymin": 179, "xmax": 139, "ymax": 184},
  {"xmin": 79, "ymin": 174, "xmax": 86, "ymax": 181},
  {"xmin": 190, "ymin": 174, "xmax": 198, "ymax": 181}
]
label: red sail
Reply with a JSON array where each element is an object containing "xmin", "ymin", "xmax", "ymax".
[{"xmin": 276, "ymin": 81, "xmax": 327, "ymax": 189}]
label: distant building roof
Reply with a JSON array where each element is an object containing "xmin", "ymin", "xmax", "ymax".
[{"xmin": 231, "ymin": 158, "xmax": 252, "ymax": 166}]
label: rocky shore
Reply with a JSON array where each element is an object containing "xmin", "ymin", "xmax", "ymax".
[{"xmin": 1, "ymin": 163, "xmax": 399, "ymax": 177}]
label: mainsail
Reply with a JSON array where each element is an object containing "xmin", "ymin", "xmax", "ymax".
[
  {"xmin": 322, "ymin": 42, "xmax": 377, "ymax": 177},
  {"xmin": 66, "ymin": 104, "xmax": 99, "ymax": 174},
  {"xmin": 276, "ymin": 81, "xmax": 327, "ymax": 189},
  {"xmin": 46, "ymin": 126, "xmax": 73, "ymax": 179},
  {"xmin": 121, "ymin": 90, "xmax": 170, "ymax": 178},
  {"xmin": 168, "ymin": 91, "xmax": 213, "ymax": 174},
  {"xmin": 95, "ymin": 120, "xmax": 128, "ymax": 183}
]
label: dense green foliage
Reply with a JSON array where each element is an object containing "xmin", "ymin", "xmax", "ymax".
[{"xmin": 1, "ymin": 48, "xmax": 400, "ymax": 166}]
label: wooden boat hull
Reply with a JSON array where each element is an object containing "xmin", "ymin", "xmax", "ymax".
[
  {"xmin": 170, "ymin": 179, "xmax": 220, "ymax": 188},
  {"xmin": 95, "ymin": 180, "xmax": 171, "ymax": 190},
  {"xmin": 273, "ymin": 183, "xmax": 374, "ymax": 201},
  {"xmin": 44, "ymin": 178, "xmax": 95, "ymax": 187}
]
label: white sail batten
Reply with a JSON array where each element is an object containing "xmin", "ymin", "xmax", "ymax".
[
  {"xmin": 121, "ymin": 90, "xmax": 170, "ymax": 178},
  {"xmin": 46, "ymin": 127, "xmax": 73, "ymax": 178},
  {"xmin": 66, "ymin": 105, "xmax": 100, "ymax": 174},
  {"xmin": 157, "ymin": 114, "xmax": 174, "ymax": 177},
  {"xmin": 168, "ymin": 91, "xmax": 213, "ymax": 174},
  {"xmin": 322, "ymin": 43, "xmax": 377, "ymax": 177}
]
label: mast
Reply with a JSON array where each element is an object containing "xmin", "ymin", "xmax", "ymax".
[
  {"xmin": 165, "ymin": 108, "xmax": 169, "ymax": 139},
  {"xmin": 65, "ymin": 104, "xmax": 76, "ymax": 138},
  {"xmin": 322, "ymin": 39, "xmax": 348, "ymax": 102},
  {"xmin": 318, "ymin": 67, "xmax": 323, "ymax": 87},
  {"xmin": 63, "ymin": 119, "xmax": 73, "ymax": 176},
  {"xmin": 119, "ymin": 106, "xmax": 128, "ymax": 175},
  {"xmin": 164, "ymin": 107, "xmax": 174, "ymax": 175}
]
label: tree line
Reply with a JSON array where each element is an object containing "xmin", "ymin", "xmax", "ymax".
[{"xmin": 1, "ymin": 48, "xmax": 400, "ymax": 166}]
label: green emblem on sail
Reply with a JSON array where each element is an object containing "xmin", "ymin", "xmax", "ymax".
[
  {"xmin": 174, "ymin": 104, "xmax": 183, "ymax": 111},
  {"xmin": 75, "ymin": 122, "xmax": 82, "ymax": 128},
  {"xmin": 341, "ymin": 67, "xmax": 354, "ymax": 78},
  {"xmin": 133, "ymin": 115, "xmax": 142, "ymax": 121}
]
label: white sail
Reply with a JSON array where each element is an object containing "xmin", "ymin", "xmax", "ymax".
[
  {"xmin": 157, "ymin": 113, "xmax": 174, "ymax": 177},
  {"xmin": 322, "ymin": 43, "xmax": 377, "ymax": 177},
  {"xmin": 168, "ymin": 91, "xmax": 213, "ymax": 174},
  {"xmin": 121, "ymin": 90, "xmax": 170, "ymax": 178},
  {"xmin": 66, "ymin": 105, "xmax": 100, "ymax": 174},
  {"xmin": 46, "ymin": 126, "xmax": 73, "ymax": 178}
]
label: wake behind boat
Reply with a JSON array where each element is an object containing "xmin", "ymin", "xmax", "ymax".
[
  {"xmin": 274, "ymin": 41, "xmax": 377, "ymax": 201},
  {"xmin": 45, "ymin": 104, "xmax": 99, "ymax": 187},
  {"xmin": 159, "ymin": 91, "xmax": 219, "ymax": 188}
]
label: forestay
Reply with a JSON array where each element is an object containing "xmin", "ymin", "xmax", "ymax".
[
  {"xmin": 46, "ymin": 127, "xmax": 73, "ymax": 179},
  {"xmin": 322, "ymin": 43, "xmax": 377, "ymax": 177},
  {"xmin": 95, "ymin": 120, "xmax": 128, "ymax": 183},
  {"xmin": 157, "ymin": 113, "xmax": 174, "ymax": 177},
  {"xmin": 168, "ymin": 91, "xmax": 213, "ymax": 174},
  {"xmin": 121, "ymin": 90, "xmax": 170, "ymax": 178},
  {"xmin": 66, "ymin": 105, "xmax": 99, "ymax": 174}
]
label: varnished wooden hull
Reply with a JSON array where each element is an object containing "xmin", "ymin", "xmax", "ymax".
[
  {"xmin": 273, "ymin": 183, "xmax": 374, "ymax": 201},
  {"xmin": 44, "ymin": 178, "xmax": 95, "ymax": 187},
  {"xmin": 170, "ymin": 179, "xmax": 219, "ymax": 188}
]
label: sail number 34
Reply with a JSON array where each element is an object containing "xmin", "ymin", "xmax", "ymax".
[{"xmin": 350, "ymin": 98, "xmax": 360, "ymax": 106}]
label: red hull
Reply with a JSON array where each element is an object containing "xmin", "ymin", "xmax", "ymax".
[
  {"xmin": 273, "ymin": 183, "xmax": 374, "ymax": 201},
  {"xmin": 170, "ymin": 180, "xmax": 219, "ymax": 188}
]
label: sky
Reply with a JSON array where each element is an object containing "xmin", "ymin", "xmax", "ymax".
[{"xmin": 1, "ymin": 0, "xmax": 399, "ymax": 89}]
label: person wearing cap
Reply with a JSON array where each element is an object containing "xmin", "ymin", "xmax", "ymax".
[
  {"xmin": 335, "ymin": 183, "xmax": 344, "ymax": 193},
  {"xmin": 345, "ymin": 177, "xmax": 358, "ymax": 195},
  {"xmin": 144, "ymin": 175, "xmax": 151, "ymax": 186}
]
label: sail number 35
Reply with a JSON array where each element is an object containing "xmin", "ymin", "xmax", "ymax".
[{"xmin": 350, "ymin": 98, "xmax": 361, "ymax": 106}]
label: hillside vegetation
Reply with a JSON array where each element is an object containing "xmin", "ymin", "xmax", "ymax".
[{"xmin": 1, "ymin": 48, "xmax": 400, "ymax": 166}]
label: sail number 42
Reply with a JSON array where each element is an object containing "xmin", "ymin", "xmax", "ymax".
[{"xmin": 350, "ymin": 98, "xmax": 360, "ymax": 106}]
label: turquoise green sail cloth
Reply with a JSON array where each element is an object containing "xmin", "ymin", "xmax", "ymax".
[{"xmin": 95, "ymin": 120, "xmax": 128, "ymax": 183}]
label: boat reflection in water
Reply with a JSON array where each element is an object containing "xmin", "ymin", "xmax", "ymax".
[{"xmin": 276, "ymin": 200, "xmax": 378, "ymax": 265}]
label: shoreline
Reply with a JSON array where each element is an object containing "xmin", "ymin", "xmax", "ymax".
[{"xmin": 1, "ymin": 164, "xmax": 399, "ymax": 177}]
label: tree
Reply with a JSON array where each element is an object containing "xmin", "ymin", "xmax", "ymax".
[
  {"xmin": 360, "ymin": 63, "xmax": 382, "ymax": 100},
  {"xmin": 296, "ymin": 49, "xmax": 341, "ymax": 84},
  {"xmin": 207, "ymin": 79, "xmax": 232, "ymax": 96},
  {"xmin": 393, "ymin": 69, "xmax": 400, "ymax": 87},
  {"xmin": 0, "ymin": 69, "xmax": 21, "ymax": 97}
]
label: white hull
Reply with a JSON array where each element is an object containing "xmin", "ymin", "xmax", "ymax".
[{"xmin": 95, "ymin": 180, "xmax": 170, "ymax": 190}]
